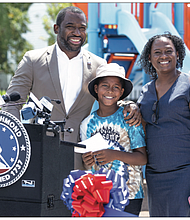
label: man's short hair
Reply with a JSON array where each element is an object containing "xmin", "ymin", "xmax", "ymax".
[{"xmin": 56, "ymin": 6, "xmax": 87, "ymax": 26}]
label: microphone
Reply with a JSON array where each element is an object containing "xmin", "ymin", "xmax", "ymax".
[
  {"xmin": 51, "ymin": 99, "xmax": 61, "ymax": 104},
  {"xmin": 21, "ymin": 93, "xmax": 54, "ymax": 121},
  {"xmin": 21, "ymin": 92, "xmax": 42, "ymax": 121},
  {"xmin": 21, "ymin": 93, "xmax": 69, "ymax": 134},
  {"xmin": 40, "ymin": 96, "xmax": 53, "ymax": 114},
  {"xmin": 2, "ymin": 92, "xmax": 21, "ymax": 103},
  {"xmin": 21, "ymin": 102, "xmax": 38, "ymax": 120}
]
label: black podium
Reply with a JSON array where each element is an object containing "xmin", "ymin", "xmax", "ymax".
[{"xmin": 0, "ymin": 123, "xmax": 78, "ymax": 216}]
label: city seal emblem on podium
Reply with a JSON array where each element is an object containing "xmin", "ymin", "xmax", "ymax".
[{"xmin": 0, "ymin": 110, "xmax": 31, "ymax": 187}]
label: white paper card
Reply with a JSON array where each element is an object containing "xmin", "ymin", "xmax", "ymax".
[{"xmin": 74, "ymin": 132, "xmax": 110, "ymax": 154}]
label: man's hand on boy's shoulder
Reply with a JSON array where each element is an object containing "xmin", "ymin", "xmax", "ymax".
[{"xmin": 118, "ymin": 100, "xmax": 142, "ymax": 127}]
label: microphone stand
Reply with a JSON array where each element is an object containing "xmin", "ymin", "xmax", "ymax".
[
  {"xmin": 0, "ymin": 102, "xmax": 26, "ymax": 108},
  {"xmin": 30, "ymin": 110, "xmax": 74, "ymax": 137}
]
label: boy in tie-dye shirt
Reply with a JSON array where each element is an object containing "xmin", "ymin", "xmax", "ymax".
[{"xmin": 80, "ymin": 63, "xmax": 147, "ymax": 216}]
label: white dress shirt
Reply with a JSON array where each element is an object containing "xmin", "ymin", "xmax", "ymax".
[{"xmin": 56, "ymin": 43, "xmax": 83, "ymax": 114}]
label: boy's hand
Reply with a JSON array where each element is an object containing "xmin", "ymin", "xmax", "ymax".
[
  {"xmin": 92, "ymin": 149, "xmax": 115, "ymax": 166},
  {"xmin": 82, "ymin": 151, "xmax": 95, "ymax": 167}
]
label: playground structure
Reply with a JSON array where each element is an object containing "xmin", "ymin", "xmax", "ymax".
[{"xmin": 73, "ymin": 3, "xmax": 190, "ymax": 101}]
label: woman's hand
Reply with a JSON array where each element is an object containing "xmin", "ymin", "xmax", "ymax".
[{"xmin": 123, "ymin": 102, "xmax": 142, "ymax": 127}]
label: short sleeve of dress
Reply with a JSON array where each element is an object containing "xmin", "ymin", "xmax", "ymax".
[
  {"xmin": 137, "ymin": 82, "xmax": 150, "ymax": 106},
  {"xmin": 137, "ymin": 90, "xmax": 144, "ymax": 106}
]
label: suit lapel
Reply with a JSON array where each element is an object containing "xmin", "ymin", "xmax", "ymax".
[
  {"xmin": 46, "ymin": 44, "xmax": 66, "ymax": 114},
  {"xmin": 46, "ymin": 47, "xmax": 94, "ymax": 116}
]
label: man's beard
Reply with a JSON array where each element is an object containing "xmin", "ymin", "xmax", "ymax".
[{"xmin": 58, "ymin": 35, "xmax": 84, "ymax": 52}]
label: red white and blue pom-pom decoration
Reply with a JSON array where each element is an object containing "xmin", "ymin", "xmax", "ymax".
[{"xmin": 60, "ymin": 168, "xmax": 131, "ymax": 217}]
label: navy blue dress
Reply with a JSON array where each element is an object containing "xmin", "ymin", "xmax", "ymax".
[{"xmin": 137, "ymin": 72, "xmax": 190, "ymax": 217}]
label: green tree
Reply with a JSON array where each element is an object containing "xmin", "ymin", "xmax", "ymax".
[
  {"xmin": 42, "ymin": 3, "xmax": 72, "ymax": 46},
  {"xmin": 0, "ymin": 3, "xmax": 33, "ymax": 75}
]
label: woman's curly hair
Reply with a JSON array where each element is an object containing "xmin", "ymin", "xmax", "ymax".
[{"xmin": 137, "ymin": 32, "xmax": 186, "ymax": 79}]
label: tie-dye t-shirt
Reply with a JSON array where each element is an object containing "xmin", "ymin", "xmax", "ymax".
[{"xmin": 80, "ymin": 106, "xmax": 146, "ymax": 199}]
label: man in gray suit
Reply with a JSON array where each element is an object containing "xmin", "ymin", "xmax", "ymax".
[{"xmin": 2, "ymin": 6, "xmax": 140, "ymax": 169}]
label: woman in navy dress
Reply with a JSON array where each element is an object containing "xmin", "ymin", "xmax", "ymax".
[{"xmin": 137, "ymin": 32, "xmax": 190, "ymax": 217}]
